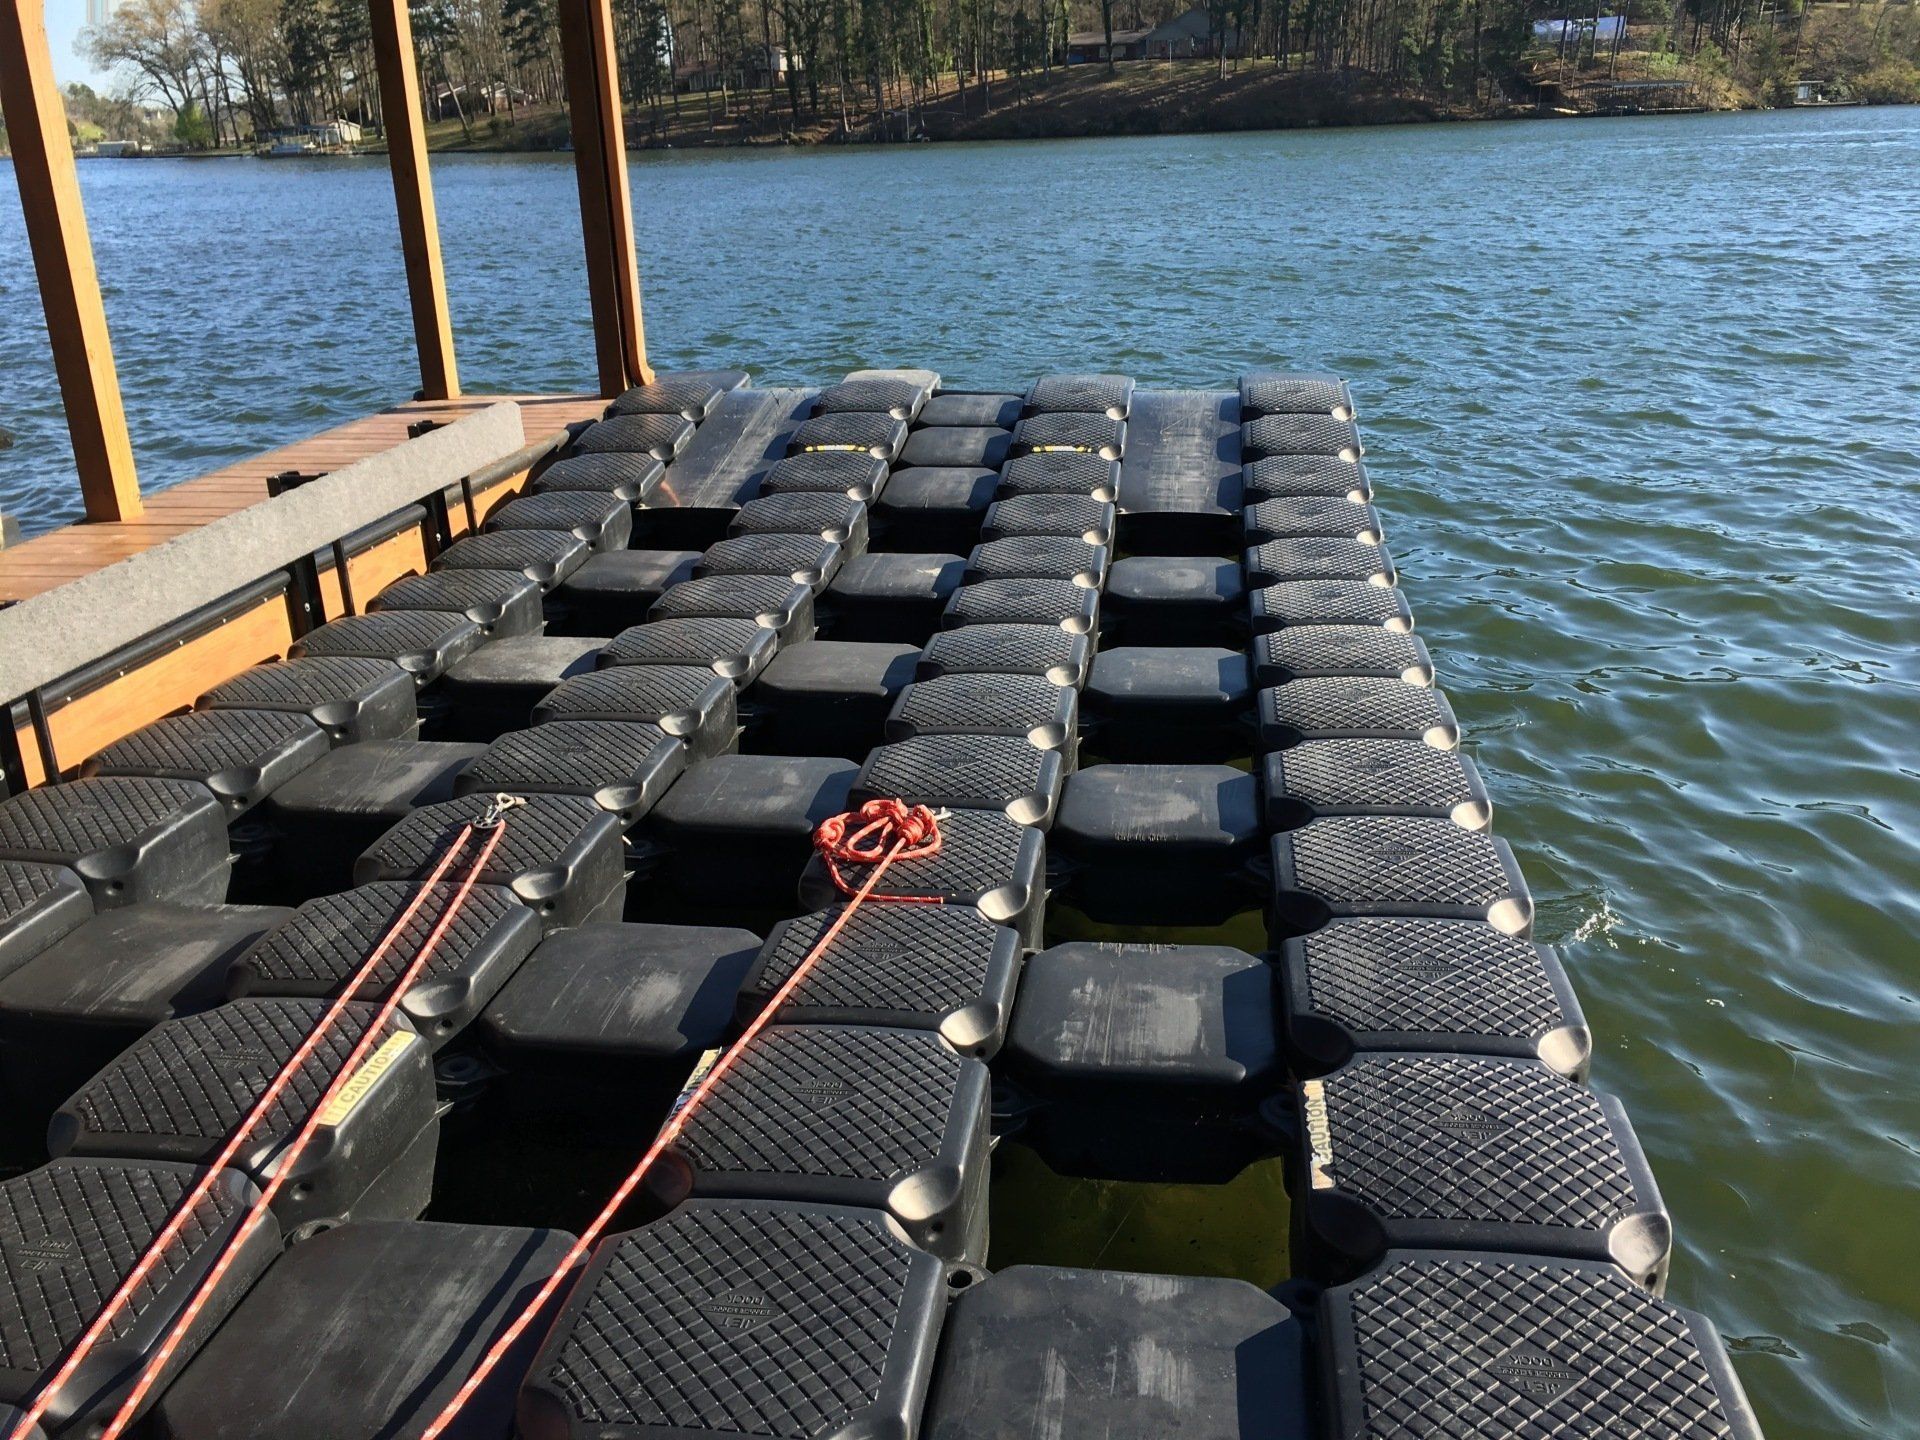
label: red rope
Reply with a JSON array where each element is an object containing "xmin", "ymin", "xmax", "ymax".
[
  {"xmin": 812, "ymin": 797, "xmax": 945, "ymax": 902},
  {"xmin": 66, "ymin": 808, "xmax": 514, "ymax": 1440},
  {"xmin": 5, "ymin": 808, "xmax": 511, "ymax": 1440},
  {"xmin": 415, "ymin": 799, "xmax": 944, "ymax": 1440}
]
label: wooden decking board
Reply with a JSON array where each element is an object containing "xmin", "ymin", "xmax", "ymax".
[{"xmin": 0, "ymin": 393, "xmax": 605, "ymax": 603}]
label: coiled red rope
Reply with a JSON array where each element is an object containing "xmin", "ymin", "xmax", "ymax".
[
  {"xmin": 813, "ymin": 797, "xmax": 945, "ymax": 901},
  {"xmin": 12, "ymin": 800, "xmax": 518, "ymax": 1440},
  {"xmin": 413, "ymin": 798, "xmax": 943, "ymax": 1440}
]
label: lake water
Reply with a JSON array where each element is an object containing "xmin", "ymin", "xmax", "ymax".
[{"xmin": 4, "ymin": 108, "xmax": 1918, "ymax": 1434}]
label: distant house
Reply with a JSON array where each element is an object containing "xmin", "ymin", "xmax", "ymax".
[
  {"xmin": 1066, "ymin": 27, "xmax": 1152, "ymax": 63},
  {"xmin": 1792, "ymin": 77, "xmax": 1832, "ymax": 104},
  {"xmin": 675, "ymin": 45, "xmax": 798, "ymax": 93},
  {"xmin": 429, "ymin": 82, "xmax": 533, "ymax": 119},
  {"xmin": 1532, "ymin": 15, "xmax": 1624, "ymax": 43},
  {"xmin": 1143, "ymin": 8, "xmax": 1246, "ymax": 58}
]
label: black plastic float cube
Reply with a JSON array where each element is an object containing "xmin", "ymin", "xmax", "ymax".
[
  {"xmin": 1242, "ymin": 454, "xmax": 1373, "ymax": 504},
  {"xmin": 1241, "ymin": 413, "xmax": 1363, "ymax": 462},
  {"xmin": 884, "ymin": 675, "xmax": 1077, "ymax": 757},
  {"xmin": 599, "ymin": 618, "xmax": 780, "ymax": 687},
  {"xmin": 1244, "ymin": 494, "xmax": 1385, "ymax": 545},
  {"xmin": 1252, "ymin": 624, "xmax": 1436, "ymax": 687},
  {"xmin": 1317, "ymin": 1252, "xmax": 1764, "ymax": 1440},
  {"xmin": 367, "ymin": 567, "xmax": 544, "ymax": 638},
  {"xmin": 81, "ymin": 710, "xmax": 330, "ymax": 817},
  {"xmin": 0, "ymin": 901, "xmax": 291, "ymax": 1128},
  {"xmin": 758, "ymin": 450, "xmax": 890, "ymax": 503},
  {"xmin": 898, "ymin": 425, "xmax": 1013, "ymax": 470},
  {"xmin": 1010, "ymin": 413, "xmax": 1126, "ymax": 461},
  {"xmin": 981, "ymin": 494, "xmax": 1116, "ymax": 545},
  {"xmin": 821, "ymin": 554, "xmax": 967, "ymax": 643},
  {"xmin": 515, "ymin": 1199, "xmax": 947, "ymax": 1440},
  {"xmin": 1262, "ymin": 739, "xmax": 1490, "ymax": 831},
  {"xmin": 1244, "ymin": 537, "xmax": 1398, "ymax": 589},
  {"xmin": 963, "ymin": 535, "xmax": 1108, "ymax": 589},
  {"xmin": 356, "ymin": 793, "xmax": 627, "ymax": 929},
  {"xmin": 996, "ymin": 450, "xmax": 1121, "ymax": 501},
  {"xmin": 1051, "ymin": 765, "xmax": 1262, "ymax": 927},
  {"xmin": 1258, "ymin": 678, "xmax": 1461, "ymax": 751},
  {"xmin": 0, "ymin": 859, "xmax": 91, "ymax": 981},
  {"xmin": 870, "ymin": 467, "xmax": 997, "ymax": 553},
  {"xmin": 925, "ymin": 1267, "xmax": 1311, "ymax": 1440},
  {"xmin": 1239, "ymin": 371, "xmax": 1356, "ymax": 420},
  {"xmin": 696, "ymin": 533, "xmax": 846, "ymax": 593},
  {"xmin": 153, "ymin": 1219, "xmax": 578, "ymax": 1440},
  {"xmin": 1026, "ymin": 373, "xmax": 1135, "ymax": 419},
  {"xmin": 1101, "ymin": 557, "xmax": 1245, "ymax": 647},
  {"xmin": 743, "ymin": 642, "xmax": 920, "ymax": 759},
  {"xmin": 1294, "ymin": 1052, "xmax": 1671, "ymax": 1288},
  {"xmin": 228, "ymin": 881, "xmax": 539, "ymax": 1049},
  {"xmin": 641, "ymin": 754, "xmax": 856, "ymax": 913},
  {"xmin": 1249, "ymin": 580, "xmax": 1414, "ymax": 635},
  {"xmin": 797, "ymin": 808, "xmax": 1046, "ymax": 948},
  {"xmin": 941, "ymin": 578, "xmax": 1099, "ymax": 636},
  {"xmin": 535, "ymin": 664, "xmax": 739, "ymax": 760},
  {"xmin": 919, "ymin": 391, "xmax": 1021, "ymax": 428},
  {"xmin": 651, "ymin": 1025, "xmax": 991, "ymax": 1263},
  {"xmin": 730, "ymin": 492, "xmax": 870, "ymax": 554},
  {"xmin": 1081, "ymin": 647, "xmax": 1252, "ymax": 764},
  {"xmin": 550, "ymin": 549, "xmax": 700, "ymax": 635},
  {"xmin": 485, "ymin": 490, "xmax": 633, "ymax": 554},
  {"xmin": 289, "ymin": 609, "xmax": 484, "ymax": 687},
  {"xmin": 788, "ymin": 412, "xmax": 909, "ymax": 462},
  {"xmin": 815, "ymin": 375, "xmax": 933, "ymax": 423},
  {"xmin": 50, "ymin": 997, "xmax": 438, "ymax": 1232},
  {"xmin": 1277, "ymin": 916, "xmax": 1591, "ymax": 1080},
  {"xmin": 1004, "ymin": 941, "xmax": 1282, "ymax": 1181},
  {"xmin": 854, "ymin": 735, "xmax": 1064, "ymax": 829},
  {"xmin": 0, "ymin": 776, "xmax": 230, "ymax": 908},
  {"xmin": 742, "ymin": 905, "xmax": 1022, "ymax": 1059},
  {"xmin": 455, "ymin": 720, "xmax": 686, "ymax": 828},
  {"xmin": 531, "ymin": 449, "xmax": 666, "ymax": 507},
  {"xmin": 476, "ymin": 921, "xmax": 758, "ymax": 1102},
  {"xmin": 435, "ymin": 634, "xmax": 605, "ymax": 742},
  {"xmin": 651, "ymin": 574, "xmax": 815, "ymax": 647},
  {"xmin": 434, "ymin": 527, "xmax": 589, "ymax": 591},
  {"xmin": 606, "ymin": 370, "xmax": 744, "ymax": 422},
  {"xmin": 572, "ymin": 410, "xmax": 696, "ymax": 461},
  {"xmin": 251, "ymin": 740, "xmax": 486, "ymax": 899},
  {"xmin": 1268, "ymin": 816, "xmax": 1535, "ymax": 938},
  {"xmin": 0, "ymin": 1160, "xmax": 278, "ymax": 1438},
  {"xmin": 916, "ymin": 623, "xmax": 1092, "ymax": 688},
  {"xmin": 196, "ymin": 655, "xmax": 417, "ymax": 745}
]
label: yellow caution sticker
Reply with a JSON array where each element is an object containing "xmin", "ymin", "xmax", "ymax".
[
  {"xmin": 317, "ymin": 1031, "xmax": 417, "ymax": 1127},
  {"xmin": 1301, "ymin": 1079, "xmax": 1336, "ymax": 1190},
  {"xmin": 670, "ymin": 1048, "xmax": 723, "ymax": 1119}
]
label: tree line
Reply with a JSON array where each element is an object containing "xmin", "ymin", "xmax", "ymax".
[{"xmin": 67, "ymin": 0, "xmax": 1917, "ymax": 149}]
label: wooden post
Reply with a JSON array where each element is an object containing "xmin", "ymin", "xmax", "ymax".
[
  {"xmin": 368, "ymin": 0, "xmax": 460, "ymax": 399},
  {"xmin": 558, "ymin": 0, "xmax": 653, "ymax": 396},
  {"xmin": 0, "ymin": 0, "xmax": 142, "ymax": 521}
]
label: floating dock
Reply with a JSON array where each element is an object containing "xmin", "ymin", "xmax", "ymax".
[{"xmin": 0, "ymin": 368, "xmax": 1764, "ymax": 1440}]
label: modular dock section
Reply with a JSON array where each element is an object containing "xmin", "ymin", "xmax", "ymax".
[{"xmin": 0, "ymin": 369, "xmax": 1763, "ymax": 1440}]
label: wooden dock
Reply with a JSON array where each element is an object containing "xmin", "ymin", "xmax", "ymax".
[{"xmin": 0, "ymin": 395, "xmax": 606, "ymax": 604}]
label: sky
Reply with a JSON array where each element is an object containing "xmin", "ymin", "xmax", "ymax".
[{"xmin": 48, "ymin": 0, "xmax": 114, "ymax": 89}]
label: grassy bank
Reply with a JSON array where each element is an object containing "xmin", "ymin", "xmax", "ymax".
[
  {"xmin": 416, "ymin": 4, "xmax": 1920, "ymax": 158},
  {"xmin": 421, "ymin": 55, "xmax": 1910, "ymax": 158}
]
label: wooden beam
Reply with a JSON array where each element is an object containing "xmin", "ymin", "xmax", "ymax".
[
  {"xmin": 368, "ymin": 0, "xmax": 460, "ymax": 400},
  {"xmin": 0, "ymin": 0, "xmax": 142, "ymax": 522},
  {"xmin": 557, "ymin": 0, "xmax": 652, "ymax": 396},
  {"xmin": 584, "ymin": 0, "xmax": 653, "ymax": 387}
]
